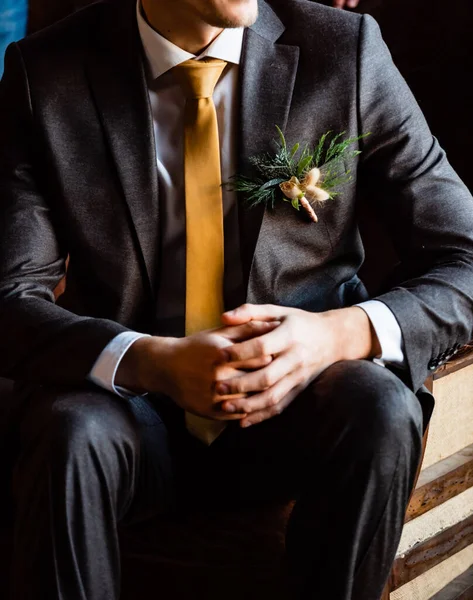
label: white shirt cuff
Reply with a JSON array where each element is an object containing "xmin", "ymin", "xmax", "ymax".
[
  {"xmin": 88, "ymin": 331, "xmax": 151, "ymax": 398},
  {"xmin": 356, "ymin": 300, "xmax": 405, "ymax": 366}
]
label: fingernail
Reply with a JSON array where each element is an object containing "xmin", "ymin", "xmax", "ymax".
[
  {"xmin": 241, "ymin": 421, "xmax": 251, "ymax": 428},
  {"xmin": 225, "ymin": 403, "xmax": 236, "ymax": 413},
  {"xmin": 217, "ymin": 383, "xmax": 230, "ymax": 395}
]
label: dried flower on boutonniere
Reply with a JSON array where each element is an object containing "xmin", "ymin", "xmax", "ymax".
[{"xmin": 227, "ymin": 127, "xmax": 370, "ymax": 223}]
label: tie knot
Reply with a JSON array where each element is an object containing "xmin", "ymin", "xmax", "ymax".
[{"xmin": 173, "ymin": 58, "xmax": 227, "ymax": 100}]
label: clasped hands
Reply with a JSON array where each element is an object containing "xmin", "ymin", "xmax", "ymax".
[
  {"xmin": 214, "ymin": 304, "xmax": 337, "ymax": 427},
  {"xmin": 123, "ymin": 303, "xmax": 377, "ymax": 428}
]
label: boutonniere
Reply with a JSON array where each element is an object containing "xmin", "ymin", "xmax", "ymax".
[{"xmin": 227, "ymin": 127, "xmax": 370, "ymax": 223}]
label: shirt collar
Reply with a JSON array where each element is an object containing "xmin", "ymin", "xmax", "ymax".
[{"xmin": 136, "ymin": 1, "xmax": 244, "ymax": 80}]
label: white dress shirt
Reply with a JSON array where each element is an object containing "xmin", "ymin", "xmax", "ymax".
[{"xmin": 89, "ymin": 3, "xmax": 405, "ymax": 396}]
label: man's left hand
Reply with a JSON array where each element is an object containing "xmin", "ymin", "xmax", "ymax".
[{"xmin": 215, "ymin": 303, "xmax": 380, "ymax": 427}]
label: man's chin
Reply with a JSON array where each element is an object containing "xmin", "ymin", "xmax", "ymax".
[{"xmin": 207, "ymin": 0, "xmax": 258, "ymax": 28}]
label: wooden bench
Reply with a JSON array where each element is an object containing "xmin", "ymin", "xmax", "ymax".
[{"xmin": 385, "ymin": 348, "xmax": 473, "ymax": 600}]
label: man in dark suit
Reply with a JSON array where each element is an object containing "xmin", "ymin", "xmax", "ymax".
[{"xmin": 1, "ymin": 0, "xmax": 473, "ymax": 598}]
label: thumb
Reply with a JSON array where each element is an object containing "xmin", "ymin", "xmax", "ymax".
[
  {"xmin": 218, "ymin": 320, "xmax": 280, "ymax": 342},
  {"xmin": 222, "ymin": 303, "xmax": 282, "ymax": 325},
  {"xmin": 221, "ymin": 303, "xmax": 255, "ymax": 325}
]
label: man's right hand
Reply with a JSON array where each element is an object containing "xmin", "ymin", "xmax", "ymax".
[{"xmin": 115, "ymin": 322, "xmax": 277, "ymax": 420}]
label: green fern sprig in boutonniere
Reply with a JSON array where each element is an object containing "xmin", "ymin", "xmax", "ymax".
[{"xmin": 227, "ymin": 127, "xmax": 370, "ymax": 222}]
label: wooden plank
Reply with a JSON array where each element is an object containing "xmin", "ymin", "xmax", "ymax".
[
  {"xmin": 391, "ymin": 544, "xmax": 473, "ymax": 600},
  {"xmin": 425, "ymin": 367, "xmax": 473, "ymax": 468},
  {"xmin": 391, "ymin": 514, "xmax": 473, "ymax": 591},
  {"xmin": 397, "ymin": 487, "xmax": 473, "ymax": 559},
  {"xmin": 406, "ymin": 444, "xmax": 473, "ymax": 522},
  {"xmin": 430, "ymin": 565, "xmax": 473, "ymax": 600}
]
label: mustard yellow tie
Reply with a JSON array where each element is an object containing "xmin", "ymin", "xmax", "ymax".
[{"xmin": 173, "ymin": 58, "xmax": 227, "ymax": 445}]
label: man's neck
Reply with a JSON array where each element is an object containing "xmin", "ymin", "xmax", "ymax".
[{"xmin": 141, "ymin": 0, "xmax": 223, "ymax": 55}]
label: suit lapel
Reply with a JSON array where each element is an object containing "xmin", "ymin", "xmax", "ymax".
[
  {"xmin": 238, "ymin": 1, "xmax": 300, "ymax": 290},
  {"xmin": 85, "ymin": 0, "xmax": 159, "ymax": 298},
  {"xmin": 84, "ymin": 0, "xmax": 297, "ymax": 302}
]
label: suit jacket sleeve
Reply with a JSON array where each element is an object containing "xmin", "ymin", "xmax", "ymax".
[
  {"xmin": 358, "ymin": 15, "xmax": 473, "ymax": 391},
  {"xmin": 0, "ymin": 43, "xmax": 129, "ymax": 386}
]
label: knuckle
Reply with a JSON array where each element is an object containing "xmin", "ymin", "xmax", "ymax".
[
  {"xmin": 286, "ymin": 325, "xmax": 297, "ymax": 345},
  {"xmin": 293, "ymin": 345, "xmax": 307, "ymax": 366},
  {"xmin": 264, "ymin": 392, "xmax": 278, "ymax": 408},
  {"xmin": 241, "ymin": 401, "xmax": 251, "ymax": 413},
  {"xmin": 261, "ymin": 372, "xmax": 273, "ymax": 388},
  {"xmin": 255, "ymin": 338, "xmax": 268, "ymax": 355},
  {"xmin": 225, "ymin": 347, "xmax": 238, "ymax": 360},
  {"xmin": 233, "ymin": 380, "xmax": 244, "ymax": 394},
  {"xmin": 299, "ymin": 367, "xmax": 310, "ymax": 382},
  {"xmin": 226, "ymin": 383, "xmax": 238, "ymax": 395}
]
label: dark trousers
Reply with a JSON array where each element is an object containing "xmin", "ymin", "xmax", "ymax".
[{"xmin": 10, "ymin": 360, "xmax": 424, "ymax": 600}]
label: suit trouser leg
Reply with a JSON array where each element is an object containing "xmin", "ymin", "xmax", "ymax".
[
  {"xmin": 198, "ymin": 359, "xmax": 424, "ymax": 600},
  {"xmin": 10, "ymin": 386, "xmax": 175, "ymax": 600},
  {"xmin": 11, "ymin": 359, "xmax": 424, "ymax": 600}
]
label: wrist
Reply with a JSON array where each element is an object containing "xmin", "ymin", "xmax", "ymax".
[
  {"xmin": 115, "ymin": 335, "xmax": 179, "ymax": 395},
  {"xmin": 327, "ymin": 306, "xmax": 381, "ymax": 363}
]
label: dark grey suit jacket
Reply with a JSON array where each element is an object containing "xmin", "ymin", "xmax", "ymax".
[{"xmin": 1, "ymin": 0, "xmax": 473, "ymax": 397}]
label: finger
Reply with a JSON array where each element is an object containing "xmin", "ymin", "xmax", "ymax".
[
  {"xmin": 333, "ymin": 0, "xmax": 345, "ymax": 7},
  {"xmin": 213, "ymin": 389, "xmax": 248, "ymax": 406},
  {"xmin": 210, "ymin": 404, "xmax": 247, "ymax": 420},
  {"xmin": 217, "ymin": 392, "xmax": 247, "ymax": 402},
  {"xmin": 217, "ymin": 353, "xmax": 297, "ymax": 398},
  {"xmin": 228, "ymin": 354, "xmax": 273, "ymax": 371},
  {"xmin": 222, "ymin": 368, "xmax": 301, "ymax": 414},
  {"xmin": 211, "ymin": 363, "xmax": 248, "ymax": 404},
  {"xmin": 220, "ymin": 322, "xmax": 291, "ymax": 363},
  {"xmin": 210, "ymin": 412, "xmax": 247, "ymax": 421},
  {"xmin": 240, "ymin": 381, "xmax": 303, "ymax": 427},
  {"xmin": 217, "ymin": 320, "xmax": 279, "ymax": 343},
  {"xmin": 347, "ymin": 0, "xmax": 360, "ymax": 7},
  {"xmin": 240, "ymin": 393, "xmax": 295, "ymax": 427},
  {"xmin": 221, "ymin": 303, "xmax": 285, "ymax": 326}
]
